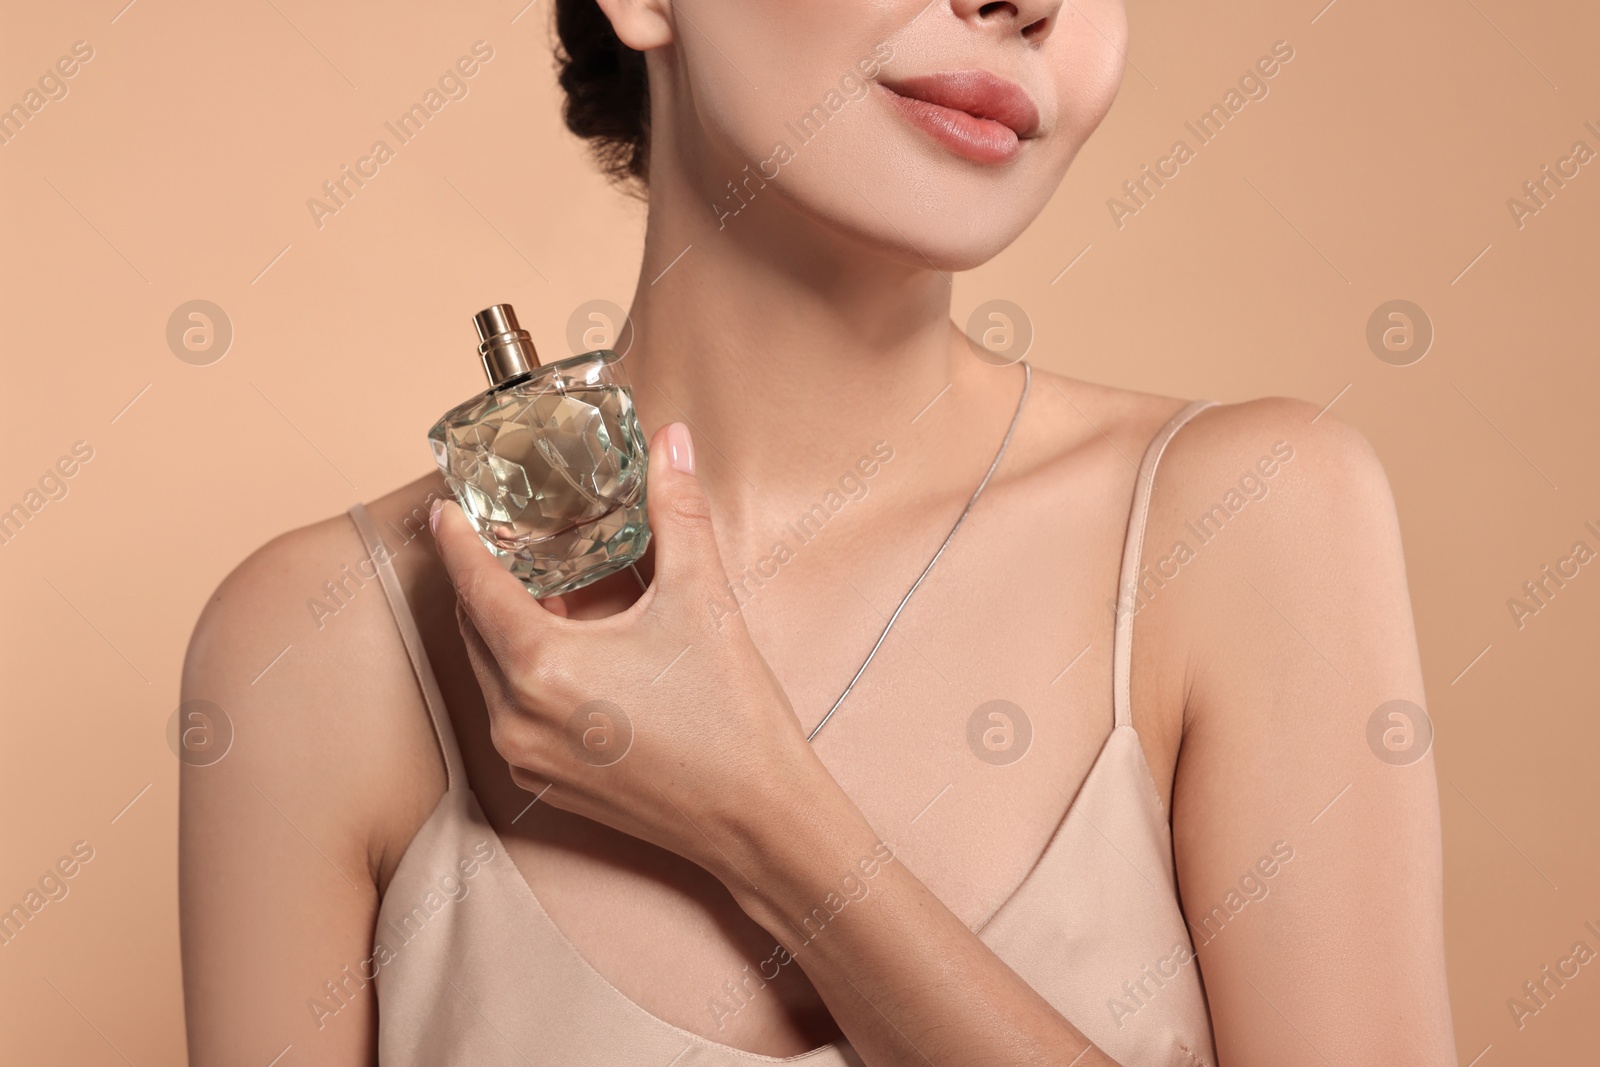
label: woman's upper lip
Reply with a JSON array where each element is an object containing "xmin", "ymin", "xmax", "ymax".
[{"xmin": 877, "ymin": 70, "xmax": 1041, "ymax": 139}]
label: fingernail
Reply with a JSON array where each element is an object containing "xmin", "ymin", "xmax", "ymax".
[
  {"xmin": 667, "ymin": 422, "xmax": 695, "ymax": 475},
  {"xmin": 429, "ymin": 497, "xmax": 443, "ymax": 535}
]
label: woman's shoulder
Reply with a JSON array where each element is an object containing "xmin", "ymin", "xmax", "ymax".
[
  {"xmin": 180, "ymin": 475, "xmax": 451, "ymax": 888},
  {"xmin": 1030, "ymin": 367, "xmax": 1387, "ymax": 505},
  {"xmin": 1147, "ymin": 393, "xmax": 1392, "ymax": 524},
  {"xmin": 184, "ymin": 481, "xmax": 438, "ymax": 693},
  {"xmin": 1051, "ymin": 381, "xmax": 1404, "ymax": 803},
  {"xmin": 1027, "ymin": 373, "xmax": 1399, "ymax": 608},
  {"xmin": 1047, "ymin": 374, "xmax": 1401, "ymax": 581},
  {"xmin": 1117, "ymin": 389, "xmax": 1404, "ymax": 708},
  {"xmin": 1025, "ymin": 366, "xmax": 1193, "ymax": 467}
]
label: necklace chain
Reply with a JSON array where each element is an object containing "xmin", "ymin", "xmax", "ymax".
[{"xmin": 805, "ymin": 361, "xmax": 1033, "ymax": 743}]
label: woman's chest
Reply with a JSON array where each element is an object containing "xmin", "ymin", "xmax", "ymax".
[{"xmin": 424, "ymin": 531, "xmax": 1142, "ymax": 1054}]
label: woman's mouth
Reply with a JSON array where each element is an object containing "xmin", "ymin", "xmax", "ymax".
[{"xmin": 877, "ymin": 70, "xmax": 1042, "ymax": 165}]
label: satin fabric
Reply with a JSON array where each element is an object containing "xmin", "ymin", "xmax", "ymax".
[{"xmin": 348, "ymin": 399, "xmax": 1220, "ymax": 1066}]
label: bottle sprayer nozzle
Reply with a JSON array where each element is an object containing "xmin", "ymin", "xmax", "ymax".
[{"xmin": 473, "ymin": 303, "xmax": 539, "ymax": 385}]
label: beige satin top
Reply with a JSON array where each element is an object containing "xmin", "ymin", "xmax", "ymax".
[{"xmin": 346, "ymin": 399, "xmax": 1220, "ymax": 1066}]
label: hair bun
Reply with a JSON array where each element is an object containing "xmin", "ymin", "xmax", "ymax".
[{"xmin": 554, "ymin": 0, "xmax": 651, "ymax": 191}]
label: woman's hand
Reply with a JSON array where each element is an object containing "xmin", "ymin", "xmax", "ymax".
[
  {"xmin": 433, "ymin": 421, "xmax": 1116, "ymax": 1067},
  {"xmin": 430, "ymin": 421, "xmax": 828, "ymax": 886}
]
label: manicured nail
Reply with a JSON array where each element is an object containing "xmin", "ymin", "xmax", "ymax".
[
  {"xmin": 429, "ymin": 497, "xmax": 443, "ymax": 535},
  {"xmin": 667, "ymin": 422, "xmax": 695, "ymax": 475}
]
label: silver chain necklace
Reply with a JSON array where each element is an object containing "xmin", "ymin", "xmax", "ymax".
[{"xmin": 806, "ymin": 360, "xmax": 1032, "ymax": 742}]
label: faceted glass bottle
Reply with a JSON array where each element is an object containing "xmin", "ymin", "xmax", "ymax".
[{"xmin": 428, "ymin": 304, "xmax": 650, "ymax": 597}]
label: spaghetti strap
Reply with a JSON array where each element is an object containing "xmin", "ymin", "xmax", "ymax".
[
  {"xmin": 1111, "ymin": 400, "xmax": 1218, "ymax": 731},
  {"xmin": 365, "ymin": 452, "xmax": 1222, "ymax": 1067},
  {"xmin": 347, "ymin": 502, "xmax": 466, "ymax": 791}
]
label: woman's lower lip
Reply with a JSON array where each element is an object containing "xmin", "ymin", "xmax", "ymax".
[{"xmin": 878, "ymin": 85, "xmax": 1023, "ymax": 164}]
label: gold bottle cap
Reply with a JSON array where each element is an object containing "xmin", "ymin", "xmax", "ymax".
[{"xmin": 473, "ymin": 304, "xmax": 540, "ymax": 385}]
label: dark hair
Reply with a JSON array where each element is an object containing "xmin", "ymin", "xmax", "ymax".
[{"xmin": 554, "ymin": 0, "xmax": 651, "ymax": 192}]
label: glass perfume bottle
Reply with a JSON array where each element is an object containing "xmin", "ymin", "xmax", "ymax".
[{"xmin": 428, "ymin": 304, "xmax": 650, "ymax": 597}]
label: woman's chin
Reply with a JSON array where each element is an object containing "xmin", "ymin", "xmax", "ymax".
[
  {"xmin": 859, "ymin": 212, "xmax": 1033, "ymax": 275},
  {"xmin": 805, "ymin": 163, "xmax": 1046, "ymax": 273},
  {"xmin": 688, "ymin": 132, "xmax": 1047, "ymax": 275},
  {"xmin": 792, "ymin": 185, "xmax": 1036, "ymax": 274}
]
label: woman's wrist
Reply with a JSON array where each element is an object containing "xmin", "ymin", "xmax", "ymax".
[{"xmin": 709, "ymin": 743, "xmax": 890, "ymax": 940}]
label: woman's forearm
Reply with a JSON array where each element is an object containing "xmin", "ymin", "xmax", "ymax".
[{"xmin": 717, "ymin": 756, "xmax": 1114, "ymax": 1067}]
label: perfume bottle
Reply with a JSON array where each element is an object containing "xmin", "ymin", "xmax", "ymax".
[{"xmin": 428, "ymin": 304, "xmax": 650, "ymax": 597}]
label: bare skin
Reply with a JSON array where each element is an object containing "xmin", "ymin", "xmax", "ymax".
[{"xmin": 180, "ymin": 0, "xmax": 1456, "ymax": 1063}]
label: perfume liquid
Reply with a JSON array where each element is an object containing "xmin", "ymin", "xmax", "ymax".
[{"xmin": 428, "ymin": 304, "xmax": 650, "ymax": 597}]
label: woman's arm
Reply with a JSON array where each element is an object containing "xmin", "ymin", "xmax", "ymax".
[
  {"xmin": 713, "ymin": 761, "xmax": 1112, "ymax": 1065},
  {"xmin": 435, "ymin": 422, "xmax": 1117, "ymax": 1066},
  {"xmin": 179, "ymin": 517, "xmax": 446, "ymax": 1066},
  {"xmin": 437, "ymin": 408, "xmax": 1456, "ymax": 1066},
  {"xmin": 703, "ymin": 401, "xmax": 1457, "ymax": 1066},
  {"xmin": 1150, "ymin": 399, "xmax": 1457, "ymax": 1066}
]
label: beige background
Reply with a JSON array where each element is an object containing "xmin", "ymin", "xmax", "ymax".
[{"xmin": 2, "ymin": 0, "xmax": 1597, "ymax": 1063}]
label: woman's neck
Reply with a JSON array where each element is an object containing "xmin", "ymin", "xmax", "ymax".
[{"xmin": 620, "ymin": 166, "xmax": 1015, "ymax": 531}]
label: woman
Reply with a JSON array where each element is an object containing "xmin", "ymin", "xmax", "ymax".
[{"xmin": 179, "ymin": 0, "xmax": 1457, "ymax": 1063}]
